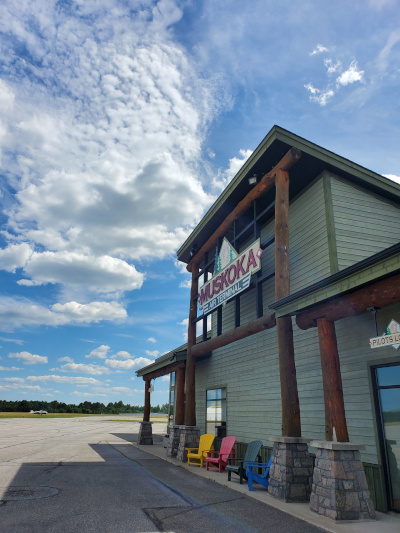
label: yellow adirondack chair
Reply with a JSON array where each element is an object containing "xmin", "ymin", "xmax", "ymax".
[{"xmin": 186, "ymin": 433, "xmax": 215, "ymax": 468}]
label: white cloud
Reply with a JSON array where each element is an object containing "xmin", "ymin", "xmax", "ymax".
[
  {"xmin": 72, "ymin": 391, "xmax": 107, "ymax": 398},
  {"xmin": 8, "ymin": 351, "xmax": 48, "ymax": 364},
  {"xmin": 324, "ymin": 58, "xmax": 342, "ymax": 74},
  {"xmin": 161, "ymin": 375, "xmax": 170, "ymax": 382},
  {"xmin": 27, "ymin": 375, "xmax": 100, "ymax": 385},
  {"xmin": 51, "ymin": 301, "xmax": 127, "ymax": 323},
  {"xmin": 0, "ymin": 336, "xmax": 24, "ymax": 345},
  {"xmin": 0, "ymin": 1, "xmax": 218, "ymax": 303},
  {"xmin": 0, "ymin": 367, "xmax": 21, "ymax": 372},
  {"xmin": 213, "ymin": 149, "xmax": 253, "ymax": 191},
  {"xmin": 0, "ymin": 79, "xmax": 15, "ymax": 112},
  {"xmin": 113, "ymin": 351, "xmax": 132, "ymax": 360},
  {"xmin": 18, "ymin": 252, "xmax": 144, "ymax": 294},
  {"xmin": 0, "ymin": 243, "xmax": 33, "ymax": 273},
  {"xmin": 145, "ymin": 350, "xmax": 160, "ymax": 358},
  {"xmin": 85, "ymin": 345, "xmax": 110, "ymax": 359},
  {"xmin": 0, "ymin": 296, "xmax": 128, "ymax": 331},
  {"xmin": 147, "ymin": 337, "xmax": 157, "ymax": 343},
  {"xmin": 304, "ymin": 84, "xmax": 335, "ymax": 106},
  {"xmin": 105, "ymin": 357, "xmax": 152, "ymax": 370},
  {"xmin": 58, "ymin": 356, "xmax": 74, "ymax": 363},
  {"xmin": 310, "ymin": 44, "xmax": 330, "ymax": 56},
  {"xmin": 384, "ymin": 174, "xmax": 400, "ymax": 184},
  {"xmin": 336, "ymin": 61, "xmax": 364, "ymax": 86},
  {"xmin": 56, "ymin": 362, "xmax": 112, "ymax": 376},
  {"xmin": 179, "ymin": 279, "xmax": 191, "ymax": 289}
]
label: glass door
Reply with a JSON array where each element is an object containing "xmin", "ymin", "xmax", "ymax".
[{"xmin": 373, "ymin": 363, "xmax": 400, "ymax": 512}]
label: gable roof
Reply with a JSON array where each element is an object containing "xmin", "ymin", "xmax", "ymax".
[{"xmin": 177, "ymin": 125, "xmax": 400, "ymax": 264}]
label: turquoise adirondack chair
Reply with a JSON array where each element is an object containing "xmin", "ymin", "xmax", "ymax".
[
  {"xmin": 206, "ymin": 436, "xmax": 236, "ymax": 472},
  {"xmin": 245, "ymin": 454, "xmax": 273, "ymax": 491},
  {"xmin": 226, "ymin": 440, "xmax": 263, "ymax": 484}
]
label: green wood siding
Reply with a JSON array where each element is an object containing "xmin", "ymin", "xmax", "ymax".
[{"xmin": 331, "ymin": 175, "xmax": 400, "ymax": 270}]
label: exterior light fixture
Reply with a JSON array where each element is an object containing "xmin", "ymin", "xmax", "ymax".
[{"xmin": 248, "ymin": 174, "xmax": 257, "ymax": 186}]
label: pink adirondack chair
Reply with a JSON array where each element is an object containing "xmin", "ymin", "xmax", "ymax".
[{"xmin": 206, "ymin": 436, "xmax": 236, "ymax": 472}]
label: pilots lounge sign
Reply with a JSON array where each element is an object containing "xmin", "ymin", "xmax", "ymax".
[
  {"xmin": 369, "ymin": 319, "xmax": 400, "ymax": 350},
  {"xmin": 198, "ymin": 238, "xmax": 263, "ymax": 314}
]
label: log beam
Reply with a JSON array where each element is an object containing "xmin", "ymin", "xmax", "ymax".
[
  {"xmin": 187, "ymin": 148, "xmax": 301, "ymax": 272},
  {"xmin": 275, "ymin": 169, "xmax": 301, "ymax": 438},
  {"xmin": 140, "ymin": 361, "xmax": 185, "ymax": 382},
  {"xmin": 317, "ymin": 318, "xmax": 349, "ymax": 442},
  {"xmin": 191, "ymin": 312, "xmax": 276, "ymax": 358},
  {"xmin": 143, "ymin": 378, "xmax": 151, "ymax": 422},
  {"xmin": 175, "ymin": 365, "xmax": 185, "ymax": 425},
  {"xmin": 185, "ymin": 264, "xmax": 199, "ymax": 427},
  {"xmin": 296, "ymin": 272, "xmax": 400, "ymax": 330}
]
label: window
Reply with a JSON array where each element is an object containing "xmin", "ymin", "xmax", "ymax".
[
  {"xmin": 372, "ymin": 363, "xmax": 400, "ymax": 512},
  {"xmin": 206, "ymin": 388, "xmax": 226, "ymax": 437}
]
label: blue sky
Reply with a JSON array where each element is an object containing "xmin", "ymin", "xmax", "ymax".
[{"xmin": 0, "ymin": 0, "xmax": 399, "ymax": 406}]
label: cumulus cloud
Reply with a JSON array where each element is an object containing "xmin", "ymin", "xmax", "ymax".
[
  {"xmin": 213, "ymin": 149, "xmax": 253, "ymax": 191},
  {"xmin": 0, "ymin": 1, "xmax": 218, "ymax": 309},
  {"xmin": 336, "ymin": 61, "xmax": 364, "ymax": 86},
  {"xmin": 105, "ymin": 357, "xmax": 152, "ymax": 370},
  {"xmin": 0, "ymin": 296, "xmax": 127, "ymax": 331},
  {"xmin": 0, "ymin": 366, "xmax": 21, "ymax": 371},
  {"xmin": 9, "ymin": 351, "xmax": 48, "ymax": 364},
  {"xmin": 18, "ymin": 252, "xmax": 144, "ymax": 294},
  {"xmin": 145, "ymin": 350, "xmax": 160, "ymax": 358},
  {"xmin": 161, "ymin": 375, "xmax": 170, "ymax": 382},
  {"xmin": 56, "ymin": 362, "xmax": 112, "ymax": 376},
  {"xmin": 58, "ymin": 356, "xmax": 74, "ymax": 363},
  {"xmin": 85, "ymin": 345, "xmax": 110, "ymax": 360},
  {"xmin": 147, "ymin": 337, "xmax": 157, "ymax": 343},
  {"xmin": 0, "ymin": 243, "xmax": 33, "ymax": 273}
]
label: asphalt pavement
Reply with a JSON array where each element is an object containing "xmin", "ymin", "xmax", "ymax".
[{"xmin": 0, "ymin": 416, "xmax": 397, "ymax": 532}]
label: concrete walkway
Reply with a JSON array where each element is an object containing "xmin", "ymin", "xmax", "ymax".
[{"xmin": 133, "ymin": 431, "xmax": 399, "ymax": 533}]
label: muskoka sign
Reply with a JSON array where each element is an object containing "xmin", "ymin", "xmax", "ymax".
[{"xmin": 198, "ymin": 238, "xmax": 263, "ymax": 314}]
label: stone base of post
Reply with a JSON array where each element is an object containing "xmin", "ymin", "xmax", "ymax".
[
  {"xmin": 310, "ymin": 441, "xmax": 375, "ymax": 521},
  {"xmin": 176, "ymin": 426, "xmax": 200, "ymax": 462},
  {"xmin": 166, "ymin": 425, "xmax": 184, "ymax": 458},
  {"xmin": 268, "ymin": 436, "xmax": 313, "ymax": 502},
  {"xmin": 137, "ymin": 421, "xmax": 153, "ymax": 445}
]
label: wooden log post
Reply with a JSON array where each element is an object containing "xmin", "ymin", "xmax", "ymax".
[
  {"xmin": 275, "ymin": 169, "xmax": 301, "ymax": 438},
  {"xmin": 175, "ymin": 366, "xmax": 185, "ymax": 426},
  {"xmin": 143, "ymin": 378, "xmax": 151, "ymax": 422},
  {"xmin": 317, "ymin": 318, "xmax": 349, "ymax": 442},
  {"xmin": 185, "ymin": 263, "xmax": 199, "ymax": 427}
]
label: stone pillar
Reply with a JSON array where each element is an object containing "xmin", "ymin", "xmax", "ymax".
[
  {"xmin": 137, "ymin": 421, "xmax": 153, "ymax": 445},
  {"xmin": 166, "ymin": 425, "xmax": 183, "ymax": 458},
  {"xmin": 310, "ymin": 441, "xmax": 375, "ymax": 521},
  {"xmin": 268, "ymin": 436, "xmax": 313, "ymax": 502},
  {"xmin": 176, "ymin": 426, "xmax": 200, "ymax": 462}
]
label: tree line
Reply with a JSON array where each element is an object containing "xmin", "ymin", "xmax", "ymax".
[{"xmin": 0, "ymin": 399, "xmax": 169, "ymax": 415}]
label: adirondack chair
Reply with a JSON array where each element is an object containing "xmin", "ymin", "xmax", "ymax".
[
  {"xmin": 245, "ymin": 454, "xmax": 273, "ymax": 491},
  {"xmin": 206, "ymin": 436, "xmax": 236, "ymax": 472},
  {"xmin": 186, "ymin": 433, "xmax": 215, "ymax": 468},
  {"xmin": 226, "ymin": 440, "xmax": 263, "ymax": 484}
]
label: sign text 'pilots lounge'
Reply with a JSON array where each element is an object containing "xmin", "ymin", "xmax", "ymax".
[{"xmin": 198, "ymin": 239, "xmax": 263, "ymax": 314}]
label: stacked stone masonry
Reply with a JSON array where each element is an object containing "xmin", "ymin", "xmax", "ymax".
[
  {"xmin": 137, "ymin": 421, "xmax": 153, "ymax": 445},
  {"xmin": 268, "ymin": 441, "xmax": 313, "ymax": 502},
  {"xmin": 310, "ymin": 448, "xmax": 376, "ymax": 520},
  {"xmin": 177, "ymin": 426, "xmax": 200, "ymax": 462},
  {"xmin": 166, "ymin": 425, "xmax": 182, "ymax": 458}
]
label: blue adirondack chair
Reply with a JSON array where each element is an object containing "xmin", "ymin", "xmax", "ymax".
[
  {"xmin": 226, "ymin": 440, "xmax": 263, "ymax": 484},
  {"xmin": 245, "ymin": 454, "xmax": 273, "ymax": 491}
]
